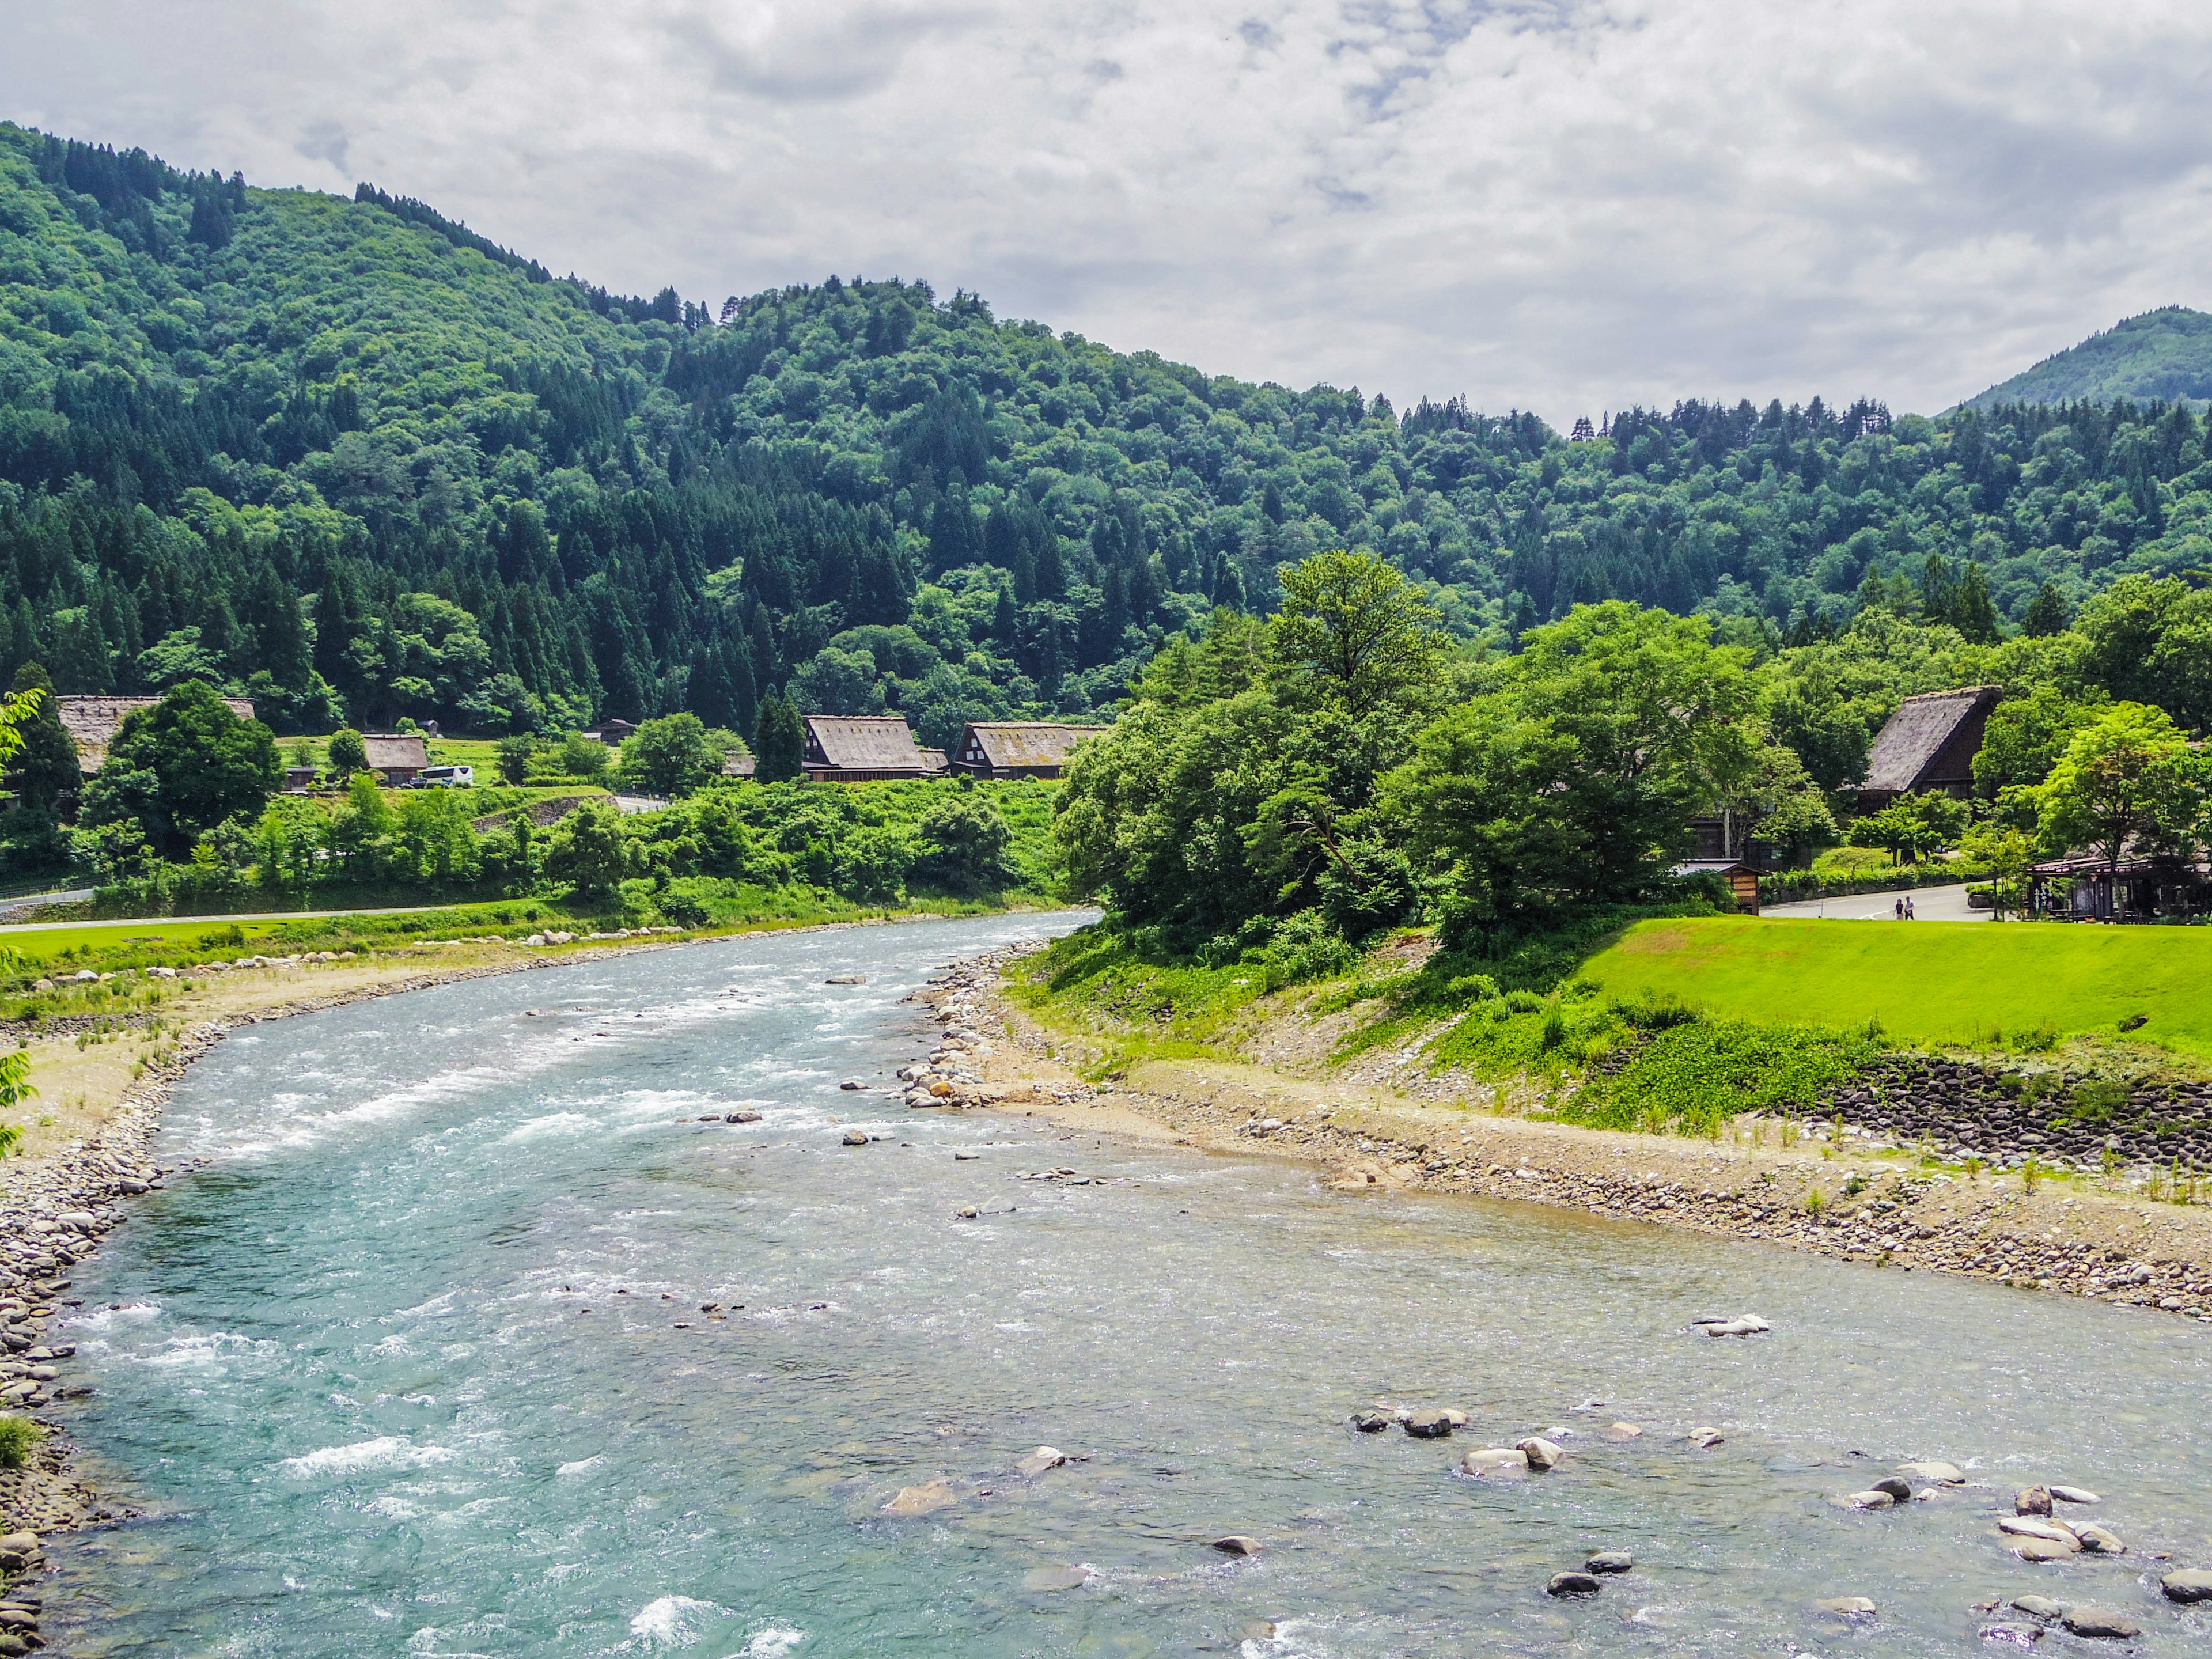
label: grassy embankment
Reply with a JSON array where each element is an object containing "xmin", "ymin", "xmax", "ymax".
[{"xmin": 1011, "ymin": 913, "xmax": 2210, "ymax": 1145}]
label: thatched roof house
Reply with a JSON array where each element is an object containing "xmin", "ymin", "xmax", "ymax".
[
  {"xmin": 361, "ymin": 733, "xmax": 431, "ymax": 783},
  {"xmin": 1854, "ymin": 686, "xmax": 2001, "ymax": 809},
  {"xmin": 951, "ymin": 722, "xmax": 1096, "ymax": 779},
  {"xmin": 802, "ymin": 715, "xmax": 948, "ymax": 782},
  {"xmin": 58, "ymin": 695, "xmax": 256, "ymax": 773}
]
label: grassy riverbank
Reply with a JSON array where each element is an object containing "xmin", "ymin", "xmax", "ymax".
[{"xmin": 1584, "ymin": 918, "xmax": 2212, "ymax": 1061}]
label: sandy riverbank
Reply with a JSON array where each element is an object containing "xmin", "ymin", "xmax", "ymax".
[{"xmin": 914, "ymin": 945, "xmax": 2212, "ymax": 1324}]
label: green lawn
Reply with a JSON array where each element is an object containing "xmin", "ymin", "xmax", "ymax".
[{"xmin": 1581, "ymin": 918, "xmax": 2212, "ymax": 1059}]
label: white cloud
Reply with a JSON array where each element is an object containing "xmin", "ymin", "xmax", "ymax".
[{"xmin": 3, "ymin": 0, "xmax": 2209, "ymax": 421}]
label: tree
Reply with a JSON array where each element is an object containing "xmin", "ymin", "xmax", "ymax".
[
  {"xmin": 620, "ymin": 713, "xmax": 722, "ymax": 797},
  {"xmin": 911, "ymin": 793, "xmax": 1017, "ymax": 894},
  {"xmin": 327, "ymin": 728, "xmax": 369, "ymax": 776},
  {"xmin": 494, "ymin": 733, "xmax": 538, "ymax": 785},
  {"xmin": 1270, "ymin": 551, "xmax": 1446, "ymax": 715},
  {"xmin": 1971, "ymin": 687, "xmax": 2106, "ymax": 796},
  {"xmin": 753, "ymin": 694, "xmax": 805, "ymax": 783},
  {"xmin": 1845, "ymin": 791, "xmax": 1969, "ymax": 864},
  {"xmin": 2036, "ymin": 702, "xmax": 2203, "ymax": 873},
  {"xmin": 1961, "ymin": 821, "xmax": 2035, "ymax": 919},
  {"xmin": 82, "ymin": 681, "xmax": 279, "ymax": 855},
  {"xmin": 2020, "ymin": 581, "xmax": 2070, "ymax": 638},
  {"xmin": 559, "ymin": 731, "xmax": 612, "ymax": 780},
  {"xmin": 2, "ymin": 665, "xmax": 81, "ymax": 810},
  {"xmin": 542, "ymin": 804, "xmax": 631, "ymax": 897}
]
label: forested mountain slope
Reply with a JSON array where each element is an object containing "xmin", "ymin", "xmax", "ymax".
[
  {"xmin": 7, "ymin": 122, "xmax": 2212, "ymax": 744},
  {"xmin": 1965, "ymin": 308, "xmax": 2212, "ymax": 410}
]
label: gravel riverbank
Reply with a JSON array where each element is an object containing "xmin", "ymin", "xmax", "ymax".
[{"xmin": 916, "ymin": 944, "xmax": 2212, "ymax": 1326}]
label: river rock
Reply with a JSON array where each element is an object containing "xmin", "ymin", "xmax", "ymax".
[
  {"xmin": 2011, "ymin": 1536, "xmax": 2081, "ymax": 1562},
  {"xmin": 1838, "ymin": 1490, "xmax": 1895, "ymax": 1510},
  {"xmin": 2160, "ymin": 1569, "xmax": 2212, "ymax": 1603},
  {"xmin": 824, "ymin": 975, "xmax": 864, "ymax": 984},
  {"xmin": 1461, "ymin": 1447, "xmax": 1529, "ymax": 1476},
  {"xmin": 0, "ymin": 1634, "xmax": 29, "ymax": 1658},
  {"xmin": 955, "ymin": 1205, "xmax": 980, "ymax": 1219},
  {"xmin": 725, "ymin": 1111, "xmax": 762, "ymax": 1123},
  {"xmin": 2011, "ymin": 1595, "xmax": 2069, "ymax": 1621},
  {"xmin": 1440, "ymin": 1408, "xmax": 1470, "ymax": 1427},
  {"xmin": 1022, "ymin": 1565, "xmax": 1090, "ymax": 1592},
  {"xmin": 1599, "ymin": 1422, "xmax": 1642, "ymax": 1441},
  {"xmin": 1517, "ymin": 1437, "xmax": 1563, "ymax": 1471},
  {"xmin": 1351, "ymin": 1411, "xmax": 1391, "ymax": 1433},
  {"xmin": 1696, "ymin": 1315, "xmax": 1770, "ymax": 1337},
  {"xmin": 884, "ymin": 1480, "xmax": 957, "ymax": 1516},
  {"xmin": 1585, "ymin": 1551, "xmax": 1634, "ymax": 1574},
  {"xmin": 1687, "ymin": 1427, "xmax": 1724, "ymax": 1448},
  {"xmin": 1547, "ymin": 1571, "xmax": 1601, "ymax": 1596},
  {"xmin": 1998, "ymin": 1518, "xmax": 2076, "ymax": 1543},
  {"xmin": 2048, "ymin": 1485, "xmax": 2101, "ymax": 1505},
  {"xmin": 1816, "ymin": 1597, "xmax": 1878, "ymax": 1617},
  {"xmin": 2059, "ymin": 1607, "xmax": 2141, "ymax": 1639},
  {"xmin": 842, "ymin": 1128, "xmax": 870, "ymax": 1146},
  {"xmin": 839, "ymin": 1081, "xmax": 862, "ymax": 1090},
  {"xmin": 1897, "ymin": 1460, "xmax": 1965, "ymax": 1484},
  {"xmin": 2074, "ymin": 1524, "xmax": 2126, "ymax": 1555},
  {"xmin": 1211, "ymin": 1535, "xmax": 1262, "ymax": 1555},
  {"xmin": 1978, "ymin": 1624, "xmax": 2042, "ymax": 1647},
  {"xmin": 1871, "ymin": 1477, "xmax": 1912, "ymax": 1502},
  {"xmin": 2015, "ymin": 1486, "xmax": 2053, "ymax": 1516},
  {"xmin": 1014, "ymin": 1446, "xmax": 1066, "ymax": 1477},
  {"xmin": 1403, "ymin": 1411, "xmax": 1454, "ymax": 1439}
]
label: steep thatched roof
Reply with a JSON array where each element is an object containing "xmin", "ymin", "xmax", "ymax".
[
  {"xmin": 1859, "ymin": 687, "xmax": 1999, "ymax": 795},
  {"xmin": 58, "ymin": 695, "xmax": 256, "ymax": 772},
  {"xmin": 362, "ymin": 734, "xmax": 431, "ymax": 772},
  {"xmin": 804, "ymin": 715, "xmax": 942, "ymax": 773},
  {"xmin": 957, "ymin": 722, "xmax": 1097, "ymax": 771}
]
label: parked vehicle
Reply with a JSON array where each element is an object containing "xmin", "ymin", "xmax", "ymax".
[{"xmin": 413, "ymin": 764, "xmax": 475, "ymax": 788}]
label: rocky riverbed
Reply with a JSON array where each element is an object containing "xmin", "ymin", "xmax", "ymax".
[{"xmin": 917, "ymin": 945, "xmax": 2212, "ymax": 1324}]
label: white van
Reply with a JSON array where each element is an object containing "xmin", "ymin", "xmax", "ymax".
[{"xmin": 415, "ymin": 764, "xmax": 475, "ymax": 788}]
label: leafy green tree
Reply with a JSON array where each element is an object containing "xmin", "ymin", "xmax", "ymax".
[
  {"xmin": 911, "ymin": 793, "xmax": 1017, "ymax": 893},
  {"xmin": 2020, "ymin": 582, "xmax": 2070, "ymax": 638},
  {"xmin": 1844, "ymin": 792, "xmax": 1969, "ymax": 864},
  {"xmin": 542, "ymin": 804, "xmax": 631, "ymax": 897},
  {"xmin": 753, "ymin": 694, "xmax": 806, "ymax": 783},
  {"xmin": 1972, "ymin": 687, "xmax": 2107, "ymax": 795},
  {"xmin": 327, "ymin": 728, "xmax": 369, "ymax": 776},
  {"xmin": 1270, "ymin": 550, "xmax": 1446, "ymax": 715},
  {"xmin": 1961, "ymin": 821, "xmax": 2035, "ymax": 919},
  {"xmin": 2, "ymin": 665, "xmax": 81, "ymax": 810},
  {"xmin": 2036, "ymin": 702, "xmax": 2203, "ymax": 872},
  {"xmin": 495, "ymin": 733, "xmax": 539, "ymax": 785},
  {"xmin": 559, "ymin": 731, "xmax": 612, "ymax": 780},
  {"xmin": 619, "ymin": 713, "xmax": 723, "ymax": 797},
  {"xmin": 81, "ymin": 681, "xmax": 279, "ymax": 855}
]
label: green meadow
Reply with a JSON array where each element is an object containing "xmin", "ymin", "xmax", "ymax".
[{"xmin": 1581, "ymin": 918, "xmax": 2212, "ymax": 1061}]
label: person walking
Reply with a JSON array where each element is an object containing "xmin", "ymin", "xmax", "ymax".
[
  {"xmin": 1894, "ymin": 896, "xmax": 1904, "ymax": 920},
  {"xmin": 1905, "ymin": 895, "xmax": 1916, "ymax": 920}
]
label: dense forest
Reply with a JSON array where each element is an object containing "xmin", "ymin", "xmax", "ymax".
[{"xmin": 6, "ymin": 120, "xmax": 2212, "ymax": 762}]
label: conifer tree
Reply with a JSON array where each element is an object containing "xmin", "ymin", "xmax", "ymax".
[{"xmin": 752, "ymin": 692, "xmax": 805, "ymax": 783}]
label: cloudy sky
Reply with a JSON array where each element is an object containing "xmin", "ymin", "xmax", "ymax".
[{"xmin": 5, "ymin": 1, "xmax": 2209, "ymax": 424}]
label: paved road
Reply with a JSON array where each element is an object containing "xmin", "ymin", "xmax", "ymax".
[
  {"xmin": 0, "ymin": 899, "xmax": 493, "ymax": 937},
  {"xmin": 1762, "ymin": 882, "xmax": 1990, "ymax": 922},
  {"xmin": 0, "ymin": 887, "xmax": 94, "ymax": 921}
]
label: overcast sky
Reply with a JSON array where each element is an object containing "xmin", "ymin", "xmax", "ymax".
[{"xmin": 5, "ymin": 1, "xmax": 2209, "ymax": 425}]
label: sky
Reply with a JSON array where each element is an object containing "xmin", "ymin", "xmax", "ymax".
[{"xmin": 4, "ymin": 0, "xmax": 2210, "ymax": 427}]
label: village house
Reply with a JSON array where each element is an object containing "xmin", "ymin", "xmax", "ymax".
[
  {"xmin": 801, "ymin": 715, "xmax": 948, "ymax": 782},
  {"xmin": 361, "ymin": 733, "xmax": 431, "ymax": 785},
  {"xmin": 949, "ymin": 721, "xmax": 1096, "ymax": 779},
  {"xmin": 1853, "ymin": 685, "xmax": 2001, "ymax": 810},
  {"xmin": 57, "ymin": 694, "xmax": 257, "ymax": 774}
]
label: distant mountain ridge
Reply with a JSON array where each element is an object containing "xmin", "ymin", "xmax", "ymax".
[{"xmin": 1964, "ymin": 306, "xmax": 2212, "ymax": 409}]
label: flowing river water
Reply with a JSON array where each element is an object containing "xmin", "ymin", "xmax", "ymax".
[{"xmin": 36, "ymin": 912, "xmax": 2212, "ymax": 1657}]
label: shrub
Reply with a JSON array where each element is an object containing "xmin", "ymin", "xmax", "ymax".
[
  {"xmin": 1446, "ymin": 972, "xmax": 1499, "ymax": 1002},
  {"xmin": 0, "ymin": 1413, "xmax": 41, "ymax": 1469},
  {"xmin": 1503, "ymin": 988, "xmax": 1544, "ymax": 1013}
]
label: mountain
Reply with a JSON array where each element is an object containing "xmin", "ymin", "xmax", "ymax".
[
  {"xmin": 7, "ymin": 122, "xmax": 2212, "ymax": 744},
  {"xmin": 1964, "ymin": 307, "xmax": 2212, "ymax": 408}
]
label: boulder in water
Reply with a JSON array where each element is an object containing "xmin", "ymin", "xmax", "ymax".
[
  {"xmin": 2047, "ymin": 1484, "xmax": 2100, "ymax": 1505},
  {"xmin": 1022, "ymin": 1566, "xmax": 1090, "ymax": 1592},
  {"xmin": 725, "ymin": 1111, "xmax": 762, "ymax": 1123},
  {"xmin": 2010, "ymin": 1595, "xmax": 2068, "ymax": 1622},
  {"xmin": 884, "ymin": 1480, "xmax": 957, "ymax": 1516},
  {"xmin": 2015, "ymin": 1486, "xmax": 2053, "ymax": 1516},
  {"xmin": 1977, "ymin": 1623, "xmax": 2042, "ymax": 1647},
  {"xmin": 2160, "ymin": 1569, "xmax": 2212, "ymax": 1603},
  {"xmin": 1547, "ymin": 1571, "xmax": 1601, "ymax": 1596},
  {"xmin": 1599, "ymin": 1422, "xmax": 1642, "ymax": 1441},
  {"xmin": 1871, "ymin": 1478, "xmax": 1912, "ymax": 1502},
  {"xmin": 1998, "ymin": 1518, "xmax": 2075, "ymax": 1543},
  {"xmin": 1211, "ymin": 1535, "xmax": 1262, "ymax": 1556},
  {"xmin": 1351, "ymin": 1411, "xmax": 1391, "ymax": 1433},
  {"xmin": 1014, "ymin": 1446, "xmax": 1066, "ymax": 1477},
  {"xmin": 842, "ymin": 1128, "xmax": 870, "ymax": 1146},
  {"xmin": 2059, "ymin": 1607, "xmax": 2140, "ymax": 1639},
  {"xmin": 1403, "ymin": 1411, "xmax": 1454, "ymax": 1439},
  {"xmin": 1897, "ymin": 1460, "xmax": 1965, "ymax": 1484},
  {"xmin": 2011, "ymin": 1536, "xmax": 2081, "ymax": 1562},
  {"xmin": 1816, "ymin": 1597, "xmax": 1878, "ymax": 1618},
  {"xmin": 1687, "ymin": 1426, "xmax": 1724, "ymax": 1448},
  {"xmin": 1461, "ymin": 1447, "xmax": 1529, "ymax": 1476},
  {"xmin": 1585, "ymin": 1551, "xmax": 1633, "ymax": 1574},
  {"xmin": 1517, "ymin": 1436, "xmax": 1563, "ymax": 1471},
  {"xmin": 1838, "ymin": 1490, "xmax": 1895, "ymax": 1510},
  {"xmin": 2074, "ymin": 1524, "xmax": 2126, "ymax": 1555}
]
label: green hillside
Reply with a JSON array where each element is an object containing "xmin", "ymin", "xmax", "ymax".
[
  {"xmin": 9, "ymin": 120, "xmax": 2212, "ymax": 762},
  {"xmin": 1582, "ymin": 917, "xmax": 2212, "ymax": 1060},
  {"xmin": 1964, "ymin": 307, "xmax": 2212, "ymax": 409}
]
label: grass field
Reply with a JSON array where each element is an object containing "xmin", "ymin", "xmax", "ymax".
[{"xmin": 1581, "ymin": 918, "xmax": 2212, "ymax": 1060}]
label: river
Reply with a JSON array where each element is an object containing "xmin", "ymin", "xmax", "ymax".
[{"xmin": 38, "ymin": 912, "xmax": 2212, "ymax": 1655}]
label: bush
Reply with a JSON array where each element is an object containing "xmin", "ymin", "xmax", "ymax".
[
  {"xmin": 0, "ymin": 1413, "xmax": 41, "ymax": 1470},
  {"xmin": 1446, "ymin": 972, "xmax": 1499, "ymax": 1002},
  {"xmin": 1255, "ymin": 908, "xmax": 1358, "ymax": 985}
]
